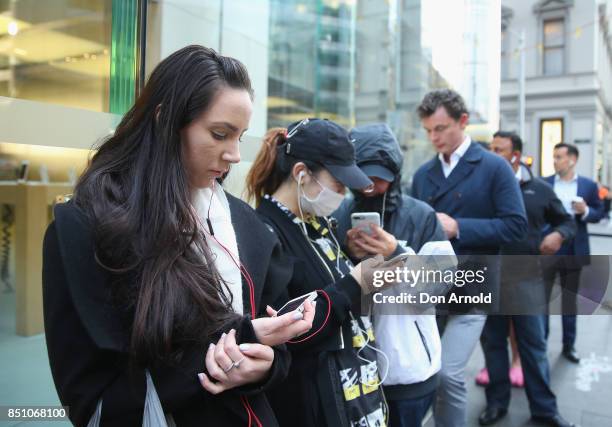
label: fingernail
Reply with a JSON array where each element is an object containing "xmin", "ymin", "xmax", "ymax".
[
  {"xmin": 197, "ymin": 373, "xmax": 205, "ymax": 381},
  {"xmin": 209, "ymin": 343, "xmax": 214, "ymax": 350},
  {"xmin": 221, "ymin": 332, "xmax": 226, "ymax": 338},
  {"xmin": 293, "ymin": 312, "xmax": 304, "ymax": 320},
  {"xmin": 239, "ymin": 344, "xmax": 250, "ymax": 351}
]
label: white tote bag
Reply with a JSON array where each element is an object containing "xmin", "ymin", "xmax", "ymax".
[{"xmin": 87, "ymin": 371, "xmax": 176, "ymax": 427}]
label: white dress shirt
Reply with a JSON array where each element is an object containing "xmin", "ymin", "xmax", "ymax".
[
  {"xmin": 438, "ymin": 136, "xmax": 472, "ymax": 178},
  {"xmin": 553, "ymin": 173, "xmax": 589, "ymax": 220},
  {"xmin": 515, "ymin": 166, "xmax": 522, "ymax": 182},
  {"xmin": 193, "ymin": 185, "xmax": 243, "ymax": 314}
]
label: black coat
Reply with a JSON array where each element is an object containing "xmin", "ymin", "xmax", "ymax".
[
  {"xmin": 256, "ymin": 198, "xmax": 364, "ymax": 427},
  {"xmin": 42, "ymin": 195, "xmax": 291, "ymax": 427},
  {"xmin": 499, "ymin": 165, "xmax": 576, "ymax": 313},
  {"xmin": 502, "ymin": 165, "xmax": 576, "ymax": 256}
]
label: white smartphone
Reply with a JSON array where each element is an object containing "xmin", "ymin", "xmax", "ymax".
[
  {"xmin": 276, "ymin": 291, "xmax": 317, "ymax": 316},
  {"xmin": 351, "ymin": 212, "xmax": 381, "ymax": 235}
]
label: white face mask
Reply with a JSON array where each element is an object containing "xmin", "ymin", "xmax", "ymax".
[{"xmin": 298, "ymin": 172, "xmax": 345, "ymax": 217}]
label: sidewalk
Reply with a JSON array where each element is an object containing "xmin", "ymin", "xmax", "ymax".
[{"xmin": 422, "ymin": 314, "xmax": 612, "ymax": 427}]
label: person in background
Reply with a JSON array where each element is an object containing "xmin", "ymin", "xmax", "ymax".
[
  {"xmin": 477, "ymin": 131, "xmax": 576, "ymax": 427},
  {"xmin": 542, "ymin": 142, "xmax": 604, "ymax": 363},
  {"xmin": 411, "ymin": 89, "xmax": 527, "ymax": 427},
  {"xmin": 334, "ymin": 123, "xmax": 448, "ymax": 427}
]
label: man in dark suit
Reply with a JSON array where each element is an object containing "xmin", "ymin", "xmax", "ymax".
[
  {"xmin": 542, "ymin": 142, "xmax": 604, "ymax": 363},
  {"xmin": 478, "ymin": 132, "xmax": 576, "ymax": 427},
  {"xmin": 411, "ymin": 89, "xmax": 527, "ymax": 427}
]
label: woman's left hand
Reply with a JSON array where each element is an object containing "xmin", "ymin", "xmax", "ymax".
[
  {"xmin": 250, "ymin": 299, "xmax": 315, "ymax": 346},
  {"xmin": 198, "ymin": 329, "xmax": 274, "ymax": 395}
]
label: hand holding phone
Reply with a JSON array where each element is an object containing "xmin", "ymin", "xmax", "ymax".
[
  {"xmin": 571, "ymin": 196, "xmax": 586, "ymax": 214},
  {"xmin": 251, "ymin": 293, "xmax": 316, "ymax": 346},
  {"xmin": 276, "ymin": 291, "xmax": 318, "ymax": 316}
]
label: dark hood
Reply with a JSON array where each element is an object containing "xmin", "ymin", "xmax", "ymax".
[{"xmin": 348, "ymin": 123, "xmax": 403, "ymax": 215}]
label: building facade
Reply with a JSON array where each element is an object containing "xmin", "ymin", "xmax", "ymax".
[{"xmin": 500, "ymin": 0, "xmax": 612, "ymax": 183}]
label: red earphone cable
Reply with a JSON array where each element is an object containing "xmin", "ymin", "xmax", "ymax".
[
  {"xmin": 243, "ymin": 396, "xmax": 263, "ymax": 427},
  {"xmin": 240, "ymin": 396, "xmax": 253, "ymax": 427},
  {"xmin": 287, "ymin": 289, "xmax": 332, "ymax": 344}
]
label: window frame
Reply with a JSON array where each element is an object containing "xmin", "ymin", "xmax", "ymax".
[{"xmin": 542, "ymin": 18, "xmax": 565, "ymax": 76}]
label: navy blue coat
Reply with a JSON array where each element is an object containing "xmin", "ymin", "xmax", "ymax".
[
  {"xmin": 411, "ymin": 142, "xmax": 527, "ymax": 313},
  {"xmin": 543, "ymin": 174, "xmax": 604, "ymax": 256},
  {"xmin": 411, "ymin": 142, "xmax": 527, "ymax": 255}
]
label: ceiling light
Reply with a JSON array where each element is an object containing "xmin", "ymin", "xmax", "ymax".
[{"xmin": 8, "ymin": 21, "xmax": 18, "ymax": 36}]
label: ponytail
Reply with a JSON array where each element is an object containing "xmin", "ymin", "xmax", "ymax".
[{"xmin": 245, "ymin": 128, "xmax": 288, "ymax": 206}]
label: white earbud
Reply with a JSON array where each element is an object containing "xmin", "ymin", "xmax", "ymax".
[
  {"xmin": 511, "ymin": 155, "xmax": 517, "ymax": 163},
  {"xmin": 298, "ymin": 171, "xmax": 305, "ymax": 179}
]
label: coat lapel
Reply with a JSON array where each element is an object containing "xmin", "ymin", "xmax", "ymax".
[
  {"xmin": 425, "ymin": 158, "xmax": 445, "ymax": 196},
  {"xmin": 430, "ymin": 143, "xmax": 483, "ymax": 203},
  {"xmin": 576, "ymin": 176, "xmax": 586, "ymax": 199},
  {"xmin": 227, "ymin": 194, "xmax": 273, "ymax": 316}
]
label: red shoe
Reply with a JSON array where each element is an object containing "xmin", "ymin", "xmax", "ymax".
[
  {"xmin": 509, "ymin": 366, "xmax": 524, "ymax": 388},
  {"xmin": 475, "ymin": 368, "xmax": 489, "ymax": 386}
]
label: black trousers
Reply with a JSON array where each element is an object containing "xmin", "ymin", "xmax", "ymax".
[{"xmin": 542, "ymin": 265, "xmax": 582, "ymax": 348}]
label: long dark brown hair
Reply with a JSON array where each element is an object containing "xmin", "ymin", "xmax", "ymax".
[{"xmin": 74, "ymin": 45, "xmax": 253, "ymax": 363}]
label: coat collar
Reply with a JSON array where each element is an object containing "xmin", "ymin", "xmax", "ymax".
[{"xmin": 226, "ymin": 194, "xmax": 289, "ymax": 316}]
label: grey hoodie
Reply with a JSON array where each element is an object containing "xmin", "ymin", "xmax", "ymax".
[{"xmin": 333, "ymin": 124, "xmax": 448, "ymax": 398}]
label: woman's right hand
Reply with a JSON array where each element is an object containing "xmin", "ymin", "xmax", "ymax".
[
  {"xmin": 250, "ymin": 300, "xmax": 315, "ymax": 346},
  {"xmin": 197, "ymin": 329, "xmax": 274, "ymax": 395}
]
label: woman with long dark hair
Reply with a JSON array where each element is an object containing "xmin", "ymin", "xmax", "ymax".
[{"xmin": 42, "ymin": 45, "xmax": 314, "ymax": 426}]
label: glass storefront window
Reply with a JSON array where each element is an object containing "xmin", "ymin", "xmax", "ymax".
[{"xmin": 0, "ymin": 0, "xmax": 115, "ymax": 112}]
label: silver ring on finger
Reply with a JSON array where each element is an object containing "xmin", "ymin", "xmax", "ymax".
[
  {"xmin": 233, "ymin": 356, "xmax": 246, "ymax": 369},
  {"xmin": 223, "ymin": 362, "xmax": 235, "ymax": 373}
]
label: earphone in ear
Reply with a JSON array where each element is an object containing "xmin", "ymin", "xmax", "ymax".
[
  {"xmin": 511, "ymin": 155, "xmax": 517, "ymax": 163},
  {"xmin": 299, "ymin": 171, "xmax": 305, "ymax": 179}
]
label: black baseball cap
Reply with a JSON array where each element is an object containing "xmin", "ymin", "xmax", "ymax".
[{"xmin": 284, "ymin": 118, "xmax": 373, "ymax": 190}]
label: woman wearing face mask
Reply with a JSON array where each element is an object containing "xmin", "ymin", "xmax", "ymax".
[
  {"xmin": 42, "ymin": 46, "xmax": 315, "ymax": 427},
  {"xmin": 245, "ymin": 118, "xmax": 391, "ymax": 427}
]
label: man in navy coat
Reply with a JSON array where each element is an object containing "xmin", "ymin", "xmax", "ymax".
[
  {"xmin": 411, "ymin": 89, "xmax": 527, "ymax": 427},
  {"xmin": 542, "ymin": 142, "xmax": 604, "ymax": 363}
]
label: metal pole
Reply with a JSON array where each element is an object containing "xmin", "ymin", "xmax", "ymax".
[{"xmin": 518, "ymin": 29, "xmax": 526, "ymax": 140}]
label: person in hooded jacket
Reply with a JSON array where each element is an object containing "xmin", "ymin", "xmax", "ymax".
[{"xmin": 334, "ymin": 123, "xmax": 449, "ymax": 427}]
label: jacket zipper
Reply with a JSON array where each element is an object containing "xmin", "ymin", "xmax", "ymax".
[{"xmin": 414, "ymin": 321, "xmax": 432, "ymax": 363}]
